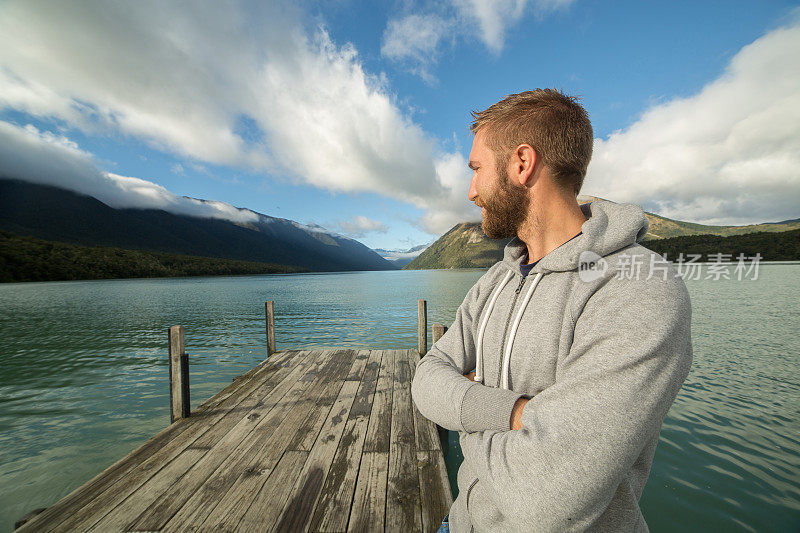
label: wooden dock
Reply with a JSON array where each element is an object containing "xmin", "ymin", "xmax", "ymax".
[{"xmin": 16, "ymin": 347, "xmax": 453, "ymax": 532}]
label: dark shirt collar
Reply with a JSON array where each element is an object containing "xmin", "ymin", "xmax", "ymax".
[{"xmin": 519, "ymin": 230, "xmax": 583, "ymax": 277}]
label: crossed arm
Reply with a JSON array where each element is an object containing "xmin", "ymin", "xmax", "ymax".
[
  {"xmin": 413, "ymin": 273, "xmax": 693, "ymax": 526},
  {"xmin": 463, "ymin": 370, "xmax": 529, "ymax": 430}
]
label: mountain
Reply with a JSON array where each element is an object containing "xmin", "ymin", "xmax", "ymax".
[
  {"xmin": 373, "ymin": 243, "xmax": 431, "ymax": 268},
  {"xmin": 404, "ymin": 198, "xmax": 800, "ymax": 270},
  {"xmin": 0, "ymin": 178, "xmax": 396, "ymax": 272},
  {"xmin": 403, "ymin": 223, "xmax": 510, "ymax": 270},
  {"xmin": 641, "ymin": 212, "xmax": 800, "ymax": 240}
]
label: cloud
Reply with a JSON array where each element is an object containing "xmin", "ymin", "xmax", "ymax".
[
  {"xmin": 454, "ymin": 0, "xmax": 575, "ymax": 54},
  {"xmin": 381, "ymin": 14, "xmax": 454, "ymax": 83},
  {"xmin": 375, "ymin": 246, "xmax": 432, "ymax": 262},
  {"xmin": 382, "ymin": 0, "xmax": 576, "ymax": 80},
  {"xmin": 0, "ymin": 120, "xmax": 259, "ymax": 224},
  {"xmin": 256, "ymin": 28, "xmax": 446, "ymax": 206},
  {"xmin": 418, "ymin": 151, "xmax": 482, "ymax": 234},
  {"xmin": 337, "ymin": 215, "xmax": 389, "ymax": 237},
  {"xmin": 0, "ymin": 1, "xmax": 449, "ymax": 210},
  {"xmin": 453, "ymin": 0, "xmax": 527, "ymax": 54},
  {"xmin": 585, "ymin": 20, "xmax": 800, "ymax": 225}
]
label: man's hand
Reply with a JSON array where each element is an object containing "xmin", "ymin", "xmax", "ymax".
[
  {"xmin": 510, "ymin": 397, "xmax": 529, "ymax": 430},
  {"xmin": 464, "ymin": 371, "xmax": 477, "ymax": 382}
]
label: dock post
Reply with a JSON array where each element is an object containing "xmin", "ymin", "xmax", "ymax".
[
  {"xmin": 432, "ymin": 323, "xmax": 447, "ymax": 344},
  {"xmin": 168, "ymin": 325, "xmax": 190, "ymax": 423},
  {"xmin": 265, "ymin": 301, "xmax": 276, "ymax": 356},
  {"xmin": 418, "ymin": 299, "xmax": 428, "ymax": 356}
]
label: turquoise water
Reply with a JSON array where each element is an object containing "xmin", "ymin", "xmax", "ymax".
[{"xmin": 0, "ymin": 266, "xmax": 798, "ymax": 531}]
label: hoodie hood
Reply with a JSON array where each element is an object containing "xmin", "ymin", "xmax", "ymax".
[{"xmin": 500, "ymin": 198, "xmax": 650, "ymax": 275}]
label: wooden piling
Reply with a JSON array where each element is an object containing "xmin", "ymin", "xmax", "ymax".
[
  {"xmin": 432, "ymin": 323, "xmax": 447, "ymax": 345},
  {"xmin": 417, "ymin": 299, "xmax": 427, "ymax": 356},
  {"xmin": 265, "ymin": 301, "xmax": 276, "ymax": 356},
  {"xmin": 168, "ymin": 325, "xmax": 190, "ymax": 423}
]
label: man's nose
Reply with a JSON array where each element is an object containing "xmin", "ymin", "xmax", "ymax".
[{"xmin": 468, "ymin": 173, "xmax": 478, "ymax": 202}]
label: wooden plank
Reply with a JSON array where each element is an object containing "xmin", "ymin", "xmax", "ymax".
[
  {"xmin": 347, "ymin": 451, "xmax": 388, "ymax": 533},
  {"xmin": 83, "ymin": 350, "xmax": 338, "ymax": 532},
  {"xmin": 363, "ymin": 350, "xmax": 393, "ymax": 453},
  {"xmin": 86, "ymin": 350, "xmax": 328, "ymax": 532},
  {"xmin": 287, "ymin": 349, "xmax": 357, "ymax": 452},
  {"xmin": 344, "ymin": 348, "xmax": 370, "ymax": 381},
  {"xmin": 153, "ymin": 352, "xmax": 345, "ymax": 531},
  {"xmin": 417, "ymin": 450, "xmax": 453, "ymax": 533},
  {"xmin": 216, "ymin": 350, "xmax": 292, "ymax": 406},
  {"xmin": 308, "ymin": 349, "xmax": 383, "ymax": 532},
  {"xmin": 203, "ymin": 351, "xmax": 357, "ymax": 531},
  {"xmin": 230, "ymin": 450, "xmax": 310, "ymax": 533},
  {"xmin": 272, "ymin": 379, "xmax": 361, "ymax": 532},
  {"xmin": 18, "ymin": 349, "xmax": 301, "ymax": 533},
  {"xmin": 348, "ymin": 350, "xmax": 382, "ymax": 420},
  {"xmin": 198, "ymin": 373, "xmax": 358, "ymax": 532},
  {"xmin": 121, "ymin": 350, "xmax": 352, "ymax": 532},
  {"xmin": 387, "ymin": 350, "xmax": 423, "ymax": 532}
]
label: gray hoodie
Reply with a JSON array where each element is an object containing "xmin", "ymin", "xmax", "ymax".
[{"xmin": 411, "ymin": 199, "xmax": 693, "ymax": 532}]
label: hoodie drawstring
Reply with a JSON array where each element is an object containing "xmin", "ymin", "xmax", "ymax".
[
  {"xmin": 501, "ymin": 272, "xmax": 543, "ymax": 389},
  {"xmin": 475, "ymin": 270, "xmax": 514, "ymax": 384}
]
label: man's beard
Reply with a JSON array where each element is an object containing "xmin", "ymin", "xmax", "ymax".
[{"xmin": 480, "ymin": 170, "xmax": 531, "ymax": 239}]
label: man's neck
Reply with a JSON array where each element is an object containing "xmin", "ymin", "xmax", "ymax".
[{"xmin": 518, "ymin": 190, "xmax": 588, "ymax": 265}]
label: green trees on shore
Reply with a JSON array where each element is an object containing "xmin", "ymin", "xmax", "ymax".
[
  {"xmin": 644, "ymin": 229, "xmax": 800, "ymax": 262},
  {"xmin": 2, "ymin": 227, "xmax": 798, "ymax": 283},
  {"xmin": 0, "ymin": 230, "xmax": 308, "ymax": 283}
]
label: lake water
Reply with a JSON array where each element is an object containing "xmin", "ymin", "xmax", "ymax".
[{"xmin": 1, "ymin": 266, "xmax": 798, "ymax": 531}]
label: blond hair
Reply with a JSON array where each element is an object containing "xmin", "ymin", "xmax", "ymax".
[{"xmin": 470, "ymin": 89, "xmax": 593, "ymax": 195}]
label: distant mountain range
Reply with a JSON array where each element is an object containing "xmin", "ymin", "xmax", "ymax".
[
  {"xmin": 0, "ymin": 178, "xmax": 396, "ymax": 272},
  {"xmin": 404, "ymin": 197, "xmax": 800, "ymax": 270},
  {"xmin": 4, "ymin": 178, "xmax": 797, "ymax": 276},
  {"xmin": 372, "ymin": 244, "xmax": 432, "ymax": 268}
]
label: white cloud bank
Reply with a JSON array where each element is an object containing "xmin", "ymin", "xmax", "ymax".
[
  {"xmin": 0, "ymin": 0, "xmax": 464, "ymax": 233},
  {"xmin": 0, "ymin": 121, "xmax": 259, "ymax": 223},
  {"xmin": 586, "ymin": 20, "xmax": 800, "ymax": 225},
  {"xmin": 336, "ymin": 215, "xmax": 389, "ymax": 238}
]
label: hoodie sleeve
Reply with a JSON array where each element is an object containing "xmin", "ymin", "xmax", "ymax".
[
  {"xmin": 460, "ymin": 272, "xmax": 693, "ymax": 529},
  {"xmin": 411, "ymin": 266, "xmax": 525, "ymax": 433}
]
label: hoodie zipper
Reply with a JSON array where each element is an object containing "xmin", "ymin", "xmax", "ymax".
[
  {"xmin": 496, "ymin": 274, "xmax": 525, "ymax": 388},
  {"xmin": 466, "ymin": 477, "xmax": 479, "ymax": 533}
]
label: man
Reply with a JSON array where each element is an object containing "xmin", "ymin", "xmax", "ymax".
[{"xmin": 411, "ymin": 89, "xmax": 693, "ymax": 532}]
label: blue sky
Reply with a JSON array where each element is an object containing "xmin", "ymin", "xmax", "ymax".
[{"xmin": 0, "ymin": 0, "xmax": 798, "ymax": 250}]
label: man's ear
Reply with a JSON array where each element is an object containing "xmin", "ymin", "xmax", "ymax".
[{"xmin": 510, "ymin": 144, "xmax": 537, "ymax": 187}]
